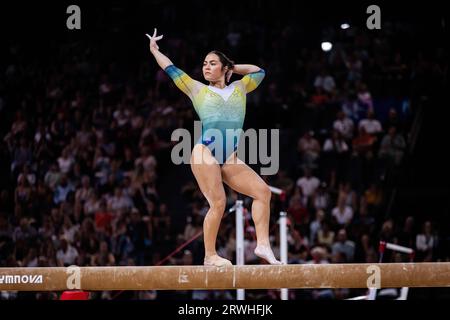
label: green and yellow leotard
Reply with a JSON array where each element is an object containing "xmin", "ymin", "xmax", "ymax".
[{"xmin": 165, "ymin": 64, "xmax": 265, "ymax": 164}]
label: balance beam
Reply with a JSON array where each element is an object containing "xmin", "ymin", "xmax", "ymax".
[{"xmin": 1, "ymin": 263, "xmax": 450, "ymax": 291}]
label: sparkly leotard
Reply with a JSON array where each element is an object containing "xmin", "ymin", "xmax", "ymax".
[{"xmin": 165, "ymin": 65, "xmax": 265, "ymax": 164}]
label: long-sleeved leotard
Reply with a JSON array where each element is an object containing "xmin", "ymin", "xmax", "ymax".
[{"xmin": 165, "ymin": 64, "xmax": 265, "ymax": 164}]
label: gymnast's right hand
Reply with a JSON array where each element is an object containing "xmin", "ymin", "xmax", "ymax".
[{"xmin": 146, "ymin": 28, "xmax": 163, "ymax": 53}]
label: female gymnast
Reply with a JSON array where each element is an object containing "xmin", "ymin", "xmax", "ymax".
[{"xmin": 147, "ymin": 28, "xmax": 280, "ymax": 267}]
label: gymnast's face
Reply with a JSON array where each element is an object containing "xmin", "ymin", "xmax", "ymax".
[{"xmin": 203, "ymin": 53, "xmax": 227, "ymax": 83}]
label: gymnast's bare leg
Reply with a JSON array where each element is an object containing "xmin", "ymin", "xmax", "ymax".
[
  {"xmin": 221, "ymin": 153, "xmax": 281, "ymax": 265},
  {"xmin": 190, "ymin": 144, "xmax": 232, "ymax": 267}
]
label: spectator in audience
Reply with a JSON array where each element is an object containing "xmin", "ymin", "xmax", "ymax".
[
  {"xmin": 384, "ymin": 108, "xmax": 403, "ymax": 133},
  {"xmin": 287, "ymin": 187, "xmax": 309, "ymax": 226},
  {"xmin": 338, "ymin": 182, "xmax": 358, "ymax": 213},
  {"xmin": 333, "ymin": 111, "xmax": 354, "ymax": 141},
  {"xmin": 13, "ymin": 217, "xmax": 37, "ymax": 245},
  {"xmin": 314, "ymin": 68, "xmax": 336, "ymax": 93},
  {"xmin": 17, "ymin": 164, "xmax": 36, "ymax": 187},
  {"xmin": 309, "ymin": 209, "xmax": 325, "ymax": 245},
  {"xmin": 107, "ymin": 187, "xmax": 133, "ymax": 214},
  {"xmin": 8, "ymin": 111, "xmax": 28, "ymax": 139},
  {"xmin": 11, "ymin": 138, "xmax": 33, "ymax": 175},
  {"xmin": 75, "ymin": 175, "xmax": 94, "ymax": 206},
  {"xmin": 83, "ymin": 192, "xmax": 100, "ymax": 217},
  {"xmin": 91, "ymin": 240, "xmax": 116, "ymax": 266},
  {"xmin": 323, "ymin": 130, "xmax": 349, "ymax": 155},
  {"xmin": 44, "ymin": 163, "xmax": 62, "ymax": 191},
  {"xmin": 352, "ymin": 126, "xmax": 377, "ymax": 155},
  {"xmin": 15, "ymin": 175, "xmax": 32, "ymax": 212},
  {"xmin": 95, "ymin": 198, "xmax": 113, "ymax": 232},
  {"xmin": 331, "ymin": 196, "xmax": 354, "ymax": 227},
  {"xmin": 296, "ymin": 168, "xmax": 321, "ymax": 202},
  {"xmin": 38, "ymin": 215, "xmax": 55, "ymax": 240},
  {"xmin": 344, "ymin": 51, "xmax": 363, "ymax": 83},
  {"xmin": 354, "ymin": 233, "xmax": 375, "ymax": 262},
  {"xmin": 379, "ymin": 219, "xmax": 395, "ymax": 244},
  {"xmin": 364, "ymin": 183, "xmax": 383, "ymax": 215},
  {"xmin": 398, "ymin": 216, "xmax": 416, "ymax": 249},
  {"xmin": 332, "ymin": 229, "xmax": 355, "ymax": 262},
  {"xmin": 56, "ymin": 237, "xmax": 79, "ymax": 267},
  {"xmin": 61, "ymin": 215, "xmax": 78, "ymax": 244},
  {"xmin": 288, "ymin": 226, "xmax": 309, "ymax": 264},
  {"xmin": 358, "ymin": 110, "xmax": 383, "ymax": 136},
  {"xmin": 316, "ymin": 220, "xmax": 335, "ymax": 248},
  {"xmin": 53, "ymin": 174, "xmax": 75, "ymax": 205},
  {"xmin": 341, "ymin": 92, "xmax": 362, "ymax": 123},
  {"xmin": 378, "ymin": 126, "xmax": 406, "ymax": 168},
  {"xmin": 356, "ymin": 83, "xmax": 373, "ymax": 110},
  {"xmin": 112, "ymin": 219, "xmax": 134, "ymax": 266},
  {"xmin": 297, "ymin": 131, "xmax": 321, "ymax": 168},
  {"xmin": 308, "ymin": 246, "xmax": 329, "ymax": 264},
  {"xmin": 312, "ymin": 182, "xmax": 331, "ymax": 212},
  {"xmin": 416, "ymin": 221, "xmax": 437, "ymax": 262},
  {"xmin": 183, "ymin": 214, "xmax": 203, "ymax": 241},
  {"xmin": 57, "ymin": 147, "xmax": 75, "ymax": 175}
]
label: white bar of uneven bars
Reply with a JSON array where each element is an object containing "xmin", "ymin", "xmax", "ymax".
[
  {"xmin": 235, "ymin": 200, "xmax": 245, "ymax": 300},
  {"xmin": 279, "ymin": 211, "xmax": 288, "ymax": 300},
  {"xmin": 367, "ymin": 242, "xmax": 414, "ymax": 300},
  {"xmin": 234, "ymin": 186, "xmax": 285, "ymax": 300},
  {"xmin": 269, "ymin": 186, "xmax": 284, "ymax": 195},
  {"xmin": 385, "ymin": 242, "xmax": 414, "ymax": 254}
]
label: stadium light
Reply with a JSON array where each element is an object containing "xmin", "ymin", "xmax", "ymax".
[
  {"xmin": 341, "ymin": 23, "xmax": 350, "ymax": 30},
  {"xmin": 321, "ymin": 41, "xmax": 333, "ymax": 52}
]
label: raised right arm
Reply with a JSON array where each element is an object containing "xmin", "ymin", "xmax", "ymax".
[
  {"xmin": 150, "ymin": 48, "xmax": 174, "ymax": 70},
  {"xmin": 146, "ymin": 28, "xmax": 203, "ymax": 100},
  {"xmin": 147, "ymin": 28, "xmax": 173, "ymax": 69}
]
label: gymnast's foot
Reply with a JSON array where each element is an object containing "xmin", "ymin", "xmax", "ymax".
[
  {"xmin": 254, "ymin": 245, "xmax": 282, "ymax": 265},
  {"xmin": 204, "ymin": 254, "xmax": 233, "ymax": 267}
]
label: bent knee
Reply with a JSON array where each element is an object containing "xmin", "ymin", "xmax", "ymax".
[
  {"xmin": 254, "ymin": 184, "xmax": 272, "ymax": 202},
  {"xmin": 208, "ymin": 197, "xmax": 226, "ymax": 212}
]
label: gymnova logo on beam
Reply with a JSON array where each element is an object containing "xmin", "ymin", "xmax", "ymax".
[
  {"xmin": 171, "ymin": 121, "xmax": 280, "ymax": 175},
  {"xmin": 0, "ymin": 275, "xmax": 43, "ymax": 284}
]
